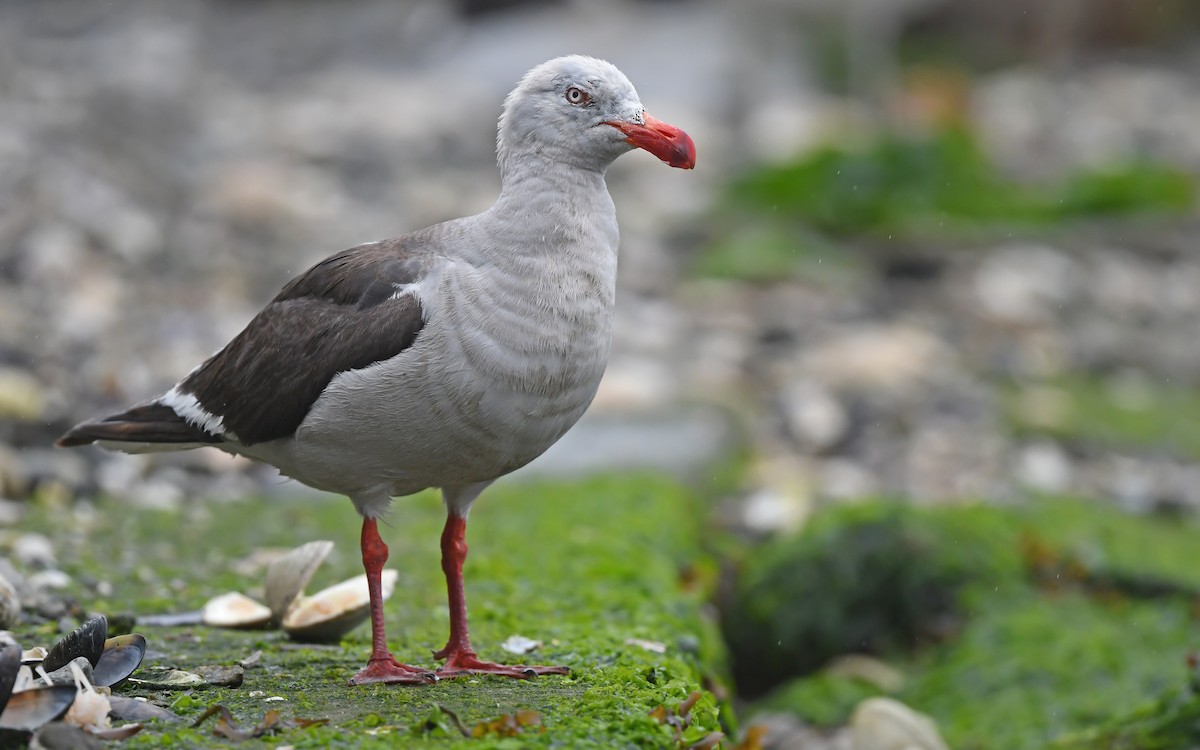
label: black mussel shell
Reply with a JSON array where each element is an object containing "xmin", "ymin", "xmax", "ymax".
[
  {"xmin": 0, "ymin": 642, "xmax": 18, "ymax": 718},
  {"xmin": 43, "ymin": 615, "xmax": 107, "ymax": 672},
  {"xmin": 93, "ymin": 634, "xmax": 146, "ymax": 688}
]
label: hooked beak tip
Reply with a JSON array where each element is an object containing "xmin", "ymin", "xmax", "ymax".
[{"xmin": 606, "ymin": 113, "xmax": 696, "ymax": 170}]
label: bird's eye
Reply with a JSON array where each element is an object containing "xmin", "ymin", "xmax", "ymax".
[{"xmin": 565, "ymin": 87, "xmax": 590, "ymax": 106}]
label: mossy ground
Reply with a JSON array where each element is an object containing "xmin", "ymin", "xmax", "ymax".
[
  {"xmin": 12, "ymin": 474, "xmax": 725, "ymax": 748},
  {"xmin": 747, "ymin": 499, "xmax": 1200, "ymax": 750}
]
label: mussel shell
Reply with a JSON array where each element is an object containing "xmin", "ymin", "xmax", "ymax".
[
  {"xmin": 0, "ymin": 685, "xmax": 75, "ymax": 731},
  {"xmin": 92, "ymin": 634, "xmax": 146, "ymax": 688},
  {"xmin": 265, "ymin": 540, "xmax": 334, "ymax": 623},
  {"xmin": 0, "ymin": 641, "xmax": 19, "ymax": 718},
  {"xmin": 42, "ymin": 615, "xmax": 107, "ymax": 672}
]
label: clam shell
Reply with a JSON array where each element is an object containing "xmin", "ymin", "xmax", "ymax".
[
  {"xmin": 0, "ymin": 641, "xmax": 18, "ymax": 718},
  {"xmin": 0, "ymin": 685, "xmax": 75, "ymax": 731},
  {"xmin": 93, "ymin": 635, "xmax": 146, "ymax": 688},
  {"xmin": 42, "ymin": 616, "xmax": 107, "ymax": 672},
  {"xmin": 282, "ymin": 570, "xmax": 398, "ymax": 643},
  {"xmin": 264, "ymin": 540, "xmax": 334, "ymax": 623},
  {"xmin": 202, "ymin": 592, "xmax": 271, "ymax": 629}
]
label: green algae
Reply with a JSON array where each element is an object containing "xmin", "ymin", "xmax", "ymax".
[
  {"xmin": 735, "ymin": 498, "xmax": 1200, "ymax": 749},
  {"xmin": 1004, "ymin": 375, "xmax": 1200, "ymax": 461},
  {"xmin": 12, "ymin": 474, "xmax": 725, "ymax": 748}
]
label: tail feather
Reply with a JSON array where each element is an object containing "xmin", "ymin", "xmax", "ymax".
[{"xmin": 56, "ymin": 402, "xmax": 223, "ymax": 448}]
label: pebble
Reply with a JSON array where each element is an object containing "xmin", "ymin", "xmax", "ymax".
[
  {"xmin": 780, "ymin": 381, "xmax": 851, "ymax": 453},
  {"xmin": 0, "ymin": 570, "xmax": 20, "ymax": 629},
  {"xmin": 1015, "ymin": 442, "xmax": 1074, "ymax": 494},
  {"xmin": 850, "ymin": 697, "xmax": 949, "ymax": 750},
  {"xmin": 13, "ymin": 534, "xmax": 57, "ymax": 569}
]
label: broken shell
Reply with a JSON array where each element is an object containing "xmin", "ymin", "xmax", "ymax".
[
  {"xmin": 0, "ymin": 640, "xmax": 19, "ymax": 717},
  {"xmin": 92, "ymin": 635, "xmax": 146, "ymax": 689},
  {"xmin": 202, "ymin": 592, "xmax": 272, "ymax": 629},
  {"xmin": 282, "ymin": 570, "xmax": 398, "ymax": 643},
  {"xmin": 127, "ymin": 669, "xmax": 204, "ymax": 690},
  {"xmin": 20, "ymin": 647, "xmax": 47, "ymax": 666},
  {"xmin": 0, "ymin": 686, "xmax": 76, "ymax": 731},
  {"xmin": 106, "ymin": 695, "xmax": 181, "ymax": 723},
  {"xmin": 41, "ymin": 658, "xmax": 93, "ymax": 688},
  {"xmin": 264, "ymin": 540, "xmax": 334, "ymax": 623},
  {"xmin": 43, "ymin": 616, "xmax": 107, "ymax": 672}
]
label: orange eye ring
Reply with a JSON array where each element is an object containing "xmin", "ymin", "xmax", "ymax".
[{"xmin": 565, "ymin": 86, "xmax": 590, "ymax": 106}]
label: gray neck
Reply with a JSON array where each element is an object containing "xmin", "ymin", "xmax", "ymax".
[{"xmin": 483, "ymin": 153, "xmax": 618, "ymax": 263}]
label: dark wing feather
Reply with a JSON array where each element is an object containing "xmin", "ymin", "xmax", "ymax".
[
  {"xmin": 179, "ymin": 238, "xmax": 428, "ymax": 445},
  {"xmin": 58, "ymin": 238, "xmax": 430, "ymax": 450},
  {"xmin": 56, "ymin": 402, "xmax": 221, "ymax": 447}
]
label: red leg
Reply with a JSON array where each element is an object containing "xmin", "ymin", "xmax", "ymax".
[
  {"xmin": 348, "ymin": 517, "xmax": 436, "ymax": 685},
  {"xmin": 434, "ymin": 512, "xmax": 569, "ymax": 679}
]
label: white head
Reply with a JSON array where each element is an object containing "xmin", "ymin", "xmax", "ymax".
[{"xmin": 496, "ymin": 55, "xmax": 695, "ymax": 179}]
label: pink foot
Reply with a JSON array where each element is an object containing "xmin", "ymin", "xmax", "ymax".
[
  {"xmin": 435, "ymin": 649, "xmax": 570, "ymax": 679},
  {"xmin": 349, "ymin": 657, "xmax": 438, "ymax": 685}
]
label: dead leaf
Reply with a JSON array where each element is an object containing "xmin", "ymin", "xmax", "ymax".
[
  {"xmin": 471, "ymin": 709, "xmax": 544, "ymax": 738},
  {"xmin": 688, "ymin": 731, "xmax": 724, "ymax": 750},
  {"xmin": 433, "ymin": 704, "xmax": 471, "ymax": 737},
  {"xmin": 732, "ymin": 725, "xmax": 769, "ymax": 750}
]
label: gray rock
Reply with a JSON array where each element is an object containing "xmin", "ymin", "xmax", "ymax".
[
  {"xmin": 780, "ymin": 381, "xmax": 850, "ymax": 453},
  {"xmin": 0, "ymin": 570, "xmax": 20, "ymax": 629}
]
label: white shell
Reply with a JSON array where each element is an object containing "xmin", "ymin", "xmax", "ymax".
[
  {"xmin": 264, "ymin": 540, "xmax": 334, "ymax": 623},
  {"xmin": 282, "ymin": 570, "xmax": 398, "ymax": 643},
  {"xmin": 202, "ymin": 592, "xmax": 272, "ymax": 629}
]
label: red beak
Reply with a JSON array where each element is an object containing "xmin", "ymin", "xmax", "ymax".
[{"xmin": 605, "ymin": 112, "xmax": 696, "ymax": 170}]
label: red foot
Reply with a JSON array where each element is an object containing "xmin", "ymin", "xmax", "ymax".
[
  {"xmin": 349, "ymin": 657, "xmax": 438, "ymax": 685},
  {"xmin": 435, "ymin": 649, "xmax": 570, "ymax": 679}
]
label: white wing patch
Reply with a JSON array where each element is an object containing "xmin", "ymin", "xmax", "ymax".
[
  {"xmin": 161, "ymin": 385, "xmax": 235, "ymax": 439},
  {"xmin": 389, "ymin": 282, "xmax": 416, "ymax": 301}
]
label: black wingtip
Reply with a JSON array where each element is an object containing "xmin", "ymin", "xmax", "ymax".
[{"xmin": 55, "ymin": 402, "xmax": 223, "ymax": 448}]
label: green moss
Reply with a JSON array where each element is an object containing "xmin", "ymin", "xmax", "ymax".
[
  {"xmin": 1004, "ymin": 376, "xmax": 1200, "ymax": 460},
  {"xmin": 744, "ymin": 499, "xmax": 1200, "ymax": 750},
  {"xmin": 13, "ymin": 474, "xmax": 724, "ymax": 748},
  {"xmin": 693, "ymin": 128, "xmax": 1196, "ymax": 281}
]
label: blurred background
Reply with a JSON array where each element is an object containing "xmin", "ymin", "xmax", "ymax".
[{"xmin": 1, "ymin": 0, "xmax": 1199, "ymax": 747}]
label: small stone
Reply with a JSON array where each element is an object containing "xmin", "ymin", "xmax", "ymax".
[
  {"xmin": 850, "ymin": 697, "xmax": 949, "ymax": 750},
  {"xmin": 27, "ymin": 570, "xmax": 72, "ymax": 592},
  {"xmin": 1015, "ymin": 442, "xmax": 1073, "ymax": 494},
  {"xmin": 0, "ymin": 367, "xmax": 45, "ymax": 421},
  {"xmin": 780, "ymin": 380, "xmax": 850, "ymax": 452},
  {"xmin": 800, "ymin": 325, "xmax": 950, "ymax": 394},
  {"xmin": 42, "ymin": 657, "xmax": 93, "ymax": 687},
  {"xmin": 971, "ymin": 244, "xmax": 1078, "ymax": 325},
  {"xmin": 192, "ymin": 664, "xmax": 244, "ymax": 688},
  {"xmin": 0, "ymin": 570, "xmax": 20, "ymax": 628},
  {"xmin": 826, "ymin": 655, "xmax": 906, "ymax": 693},
  {"xmin": 13, "ymin": 533, "xmax": 56, "ymax": 569},
  {"xmin": 740, "ymin": 455, "xmax": 812, "ymax": 534},
  {"xmin": 0, "ymin": 498, "xmax": 26, "ymax": 526}
]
